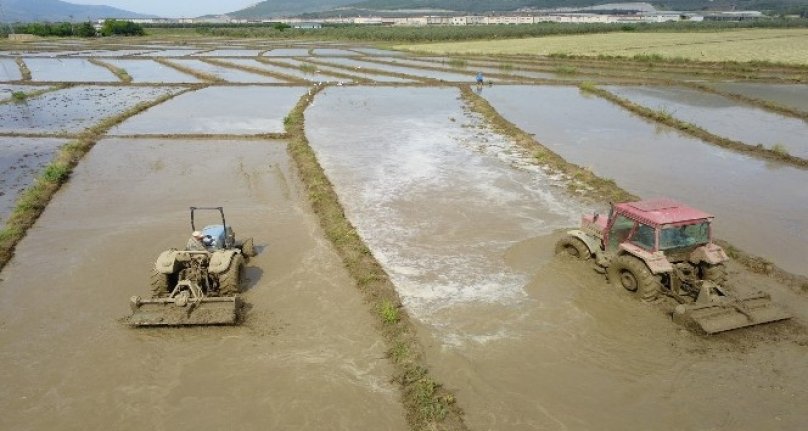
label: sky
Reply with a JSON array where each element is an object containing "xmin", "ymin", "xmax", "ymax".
[{"xmin": 68, "ymin": 0, "xmax": 260, "ymax": 18}]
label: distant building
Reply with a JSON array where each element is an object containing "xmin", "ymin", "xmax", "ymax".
[{"xmin": 292, "ymin": 22, "xmax": 322, "ymax": 29}]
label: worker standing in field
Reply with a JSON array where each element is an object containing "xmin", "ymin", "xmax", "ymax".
[{"xmin": 475, "ymin": 71, "xmax": 484, "ymax": 87}]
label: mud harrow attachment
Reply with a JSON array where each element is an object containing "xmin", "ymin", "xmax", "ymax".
[
  {"xmin": 128, "ymin": 281, "xmax": 241, "ymax": 326},
  {"xmin": 672, "ymin": 292, "xmax": 791, "ymax": 334}
]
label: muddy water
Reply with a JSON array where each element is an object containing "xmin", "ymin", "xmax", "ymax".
[
  {"xmin": 306, "ymin": 87, "xmax": 585, "ymax": 316},
  {"xmin": 165, "ymin": 59, "xmax": 281, "ymax": 83},
  {"xmin": 0, "ymin": 59, "xmax": 22, "ymax": 82},
  {"xmin": 0, "ymin": 84, "xmax": 50, "ymax": 101},
  {"xmin": 0, "ymin": 139, "xmax": 407, "ymax": 430},
  {"xmin": 110, "ymin": 86, "xmax": 306, "ymax": 135},
  {"xmin": 0, "ymin": 86, "xmax": 180, "ymax": 134},
  {"xmin": 709, "ymin": 82, "xmax": 808, "ymax": 113},
  {"xmin": 606, "ymin": 86, "xmax": 808, "ymax": 159},
  {"xmin": 221, "ymin": 59, "xmax": 340, "ymax": 83},
  {"xmin": 480, "ymin": 85, "xmax": 808, "ymax": 276},
  {"xmin": 105, "ymin": 59, "xmax": 200, "ymax": 84},
  {"xmin": 0, "ymin": 137, "xmax": 64, "ymax": 225},
  {"xmin": 306, "ymin": 86, "xmax": 808, "ymax": 430},
  {"xmin": 24, "ymin": 58, "xmax": 119, "ymax": 82}
]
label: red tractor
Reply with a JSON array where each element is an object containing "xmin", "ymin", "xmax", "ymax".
[{"xmin": 556, "ymin": 198, "xmax": 790, "ymax": 333}]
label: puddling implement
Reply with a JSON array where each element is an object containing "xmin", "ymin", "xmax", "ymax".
[
  {"xmin": 556, "ymin": 198, "xmax": 790, "ymax": 334},
  {"xmin": 127, "ymin": 207, "xmax": 256, "ymax": 327}
]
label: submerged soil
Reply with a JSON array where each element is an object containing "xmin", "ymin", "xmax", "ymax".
[
  {"xmin": 0, "ymin": 137, "xmax": 64, "ymax": 225},
  {"xmin": 0, "ymin": 139, "xmax": 407, "ymax": 430}
]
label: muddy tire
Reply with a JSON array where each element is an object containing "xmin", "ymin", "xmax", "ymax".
[
  {"xmin": 241, "ymin": 237, "xmax": 256, "ymax": 258},
  {"xmin": 702, "ymin": 263, "xmax": 728, "ymax": 285},
  {"xmin": 218, "ymin": 254, "xmax": 244, "ymax": 296},
  {"xmin": 150, "ymin": 269, "xmax": 171, "ymax": 297},
  {"xmin": 554, "ymin": 236, "xmax": 591, "ymax": 260},
  {"xmin": 608, "ymin": 255, "xmax": 660, "ymax": 301}
]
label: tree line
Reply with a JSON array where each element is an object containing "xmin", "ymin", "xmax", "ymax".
[{"xmin": 6, "ymin": 20, "xmax": 145, "ymax": 38}]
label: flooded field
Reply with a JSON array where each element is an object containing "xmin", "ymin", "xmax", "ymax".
[
  {"xmin": 605, "ymin": 86, "xmax": 808, "ymax": 158},
  {"xmin": 306, "ymin": 86, "xmax": 808, "ymax": 431},
  {"xmin": 0, "ymin": 59, "xmax": 22, "ymax": 81},
  {"xmin": 0, "ymin": 138, "xmax": 407, "ymax": 430},
  {"xmin": 164, "ymin": 59, "xmax": 281, "ymax": 83},
  {"xmin": 2, "ymin": 40, "xmax": 807, "ymax": 431},
  {"xmin": 110, "ymin": 86, "xmax": 305, "ymax": 135},
  {"xmin": 709, "ymin": 82, "xmax": 808, "ymax": 113},
  {"xmin": 0, "ymin": 137, "xmax": 64, "ymax": 225},
  {"xmin": 105, "ymin": 59, "xmax": 200, "ymax": 84},
  {"xmin": 24, "ymin": 58, "xmax": 119, "ymax": 82},
  {"xmin": 480, "ymin": 85, "xmax": 808, "ymax": 276},
  {"xmin": 0, "ymin": 86, "xmax": 179, "ymax": 134}
]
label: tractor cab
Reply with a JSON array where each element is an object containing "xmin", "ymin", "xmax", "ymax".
[
  {"xmin": 602, "ymin": 199, "xmax": 714, "ymax": 253},
  {"xmin": 192, "ymin": 206, "xmax": 236, "ymax": 250}
]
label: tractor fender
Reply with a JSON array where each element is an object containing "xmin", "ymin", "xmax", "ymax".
[
  {"xmin": 155, "ymin": 250, "xmax": 180, "ymax": 274},
  {"xmin": 208, "ymin": 250, "xmax": 238, "ymax": 274},
  {"xmin": 689, "ymin": 243, "xmax": 729, "ymax": 265},
  {"xmin": 618, "ymin": 243, "xmax": 673, "ymax": 274},
  {"xmin": 566, "ymin": 229, "xmax": 599, "ymax": 256}
]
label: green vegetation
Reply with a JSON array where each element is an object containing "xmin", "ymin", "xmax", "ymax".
[
  {"xmin": 553, "ymin": 65, "xmax": 577, "ymax": 74},
  {"xmin": 13, "ymin": 21, "xmax": 96, "ymax": 37},
  {"xmin": 447, "ymin": 58, "xmax": 467, "ymax": 68},
  {"xmin": 100, "ymin": 19, "xmax": 145, "ymax": 37},
  {"xmin": 772, "ymin": 143, "xmax": 790, "ymax": 156},
  {"xmin": 88, "ymin": 59, "xmax": 132, "ymax": 83},
  {"xmin": 286, "ymin": 86, "xmax": 466, "ymax": 430},
  {"xmin": 144, "ymin": 19, "xmax": 808, "ymax": 43},
  {"xmin": 11, "ymin": 91, "xmax": 27, "ymax": 102},
  {"xmin": 299, "ymin": 63, "xmax": 317, "ymax": 74}
]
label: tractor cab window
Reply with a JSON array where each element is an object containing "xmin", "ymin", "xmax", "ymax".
[
  {"xmin": 607, "ymin": 214, "xmax": 635, "ymax": 250},
  {"xmin": 659, "ymin": 222, "xmax": 709, "ymax": 250},
  {"xmin": 630, "ymin": 223, "xmax": 655, "ymax": 250}
]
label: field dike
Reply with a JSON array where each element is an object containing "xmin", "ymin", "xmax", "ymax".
[
  {"xmin": 579, "ymin": 83, "xmax": 808, "ymax": 168},
  {"xmin": 0, "ymin": 85, "xmax": 203, "ymax": 271},
  {"xmin": 153, "ymin": 58, "xmax": 224, "ymax": 83},
  {"xmin": 460, "ymin": 85, "xmax": 808, "ymax": 292},
  {"xmin": 15, "ymin": 57, "xmax": 31, "ymax": 81},
  {"xmin": 87, "ymin": 58, "xmax": 132, "ymax": 83},
  {"xmin": 687, "ymin": 83, "xmax": 808, "ymax": 122},
  {"xmin": 286, "ymin": 85, "xmax": 468, "ymax": 431},
  {"xmin": 0, "ymin": 84, "xmax": 70, "ymax": 106}
]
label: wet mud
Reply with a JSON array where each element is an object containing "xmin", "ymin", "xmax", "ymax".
[
  {"xmin": 264, "ymin": 48, "xmax": 311, "ymax": 57},
  {"xmin": 221, "ymin": 59, "xmax": 339, "ymax": 83},
  {"xmin": 197, "ymin": 49, "xmax": 264, "ymax": 57},
  {"xmin": 283, "ymin": 59, "xmax": 414, "ymax": 83},
  {"xmin": 605, "ymin": 86, "xmax": 808, "ymax": 158},
  {"xmin": 24, "ymin": 58, "xmax": 119, "ymax": 82},
  {"xmin": 480, "ymin": 85, "xmax": 808, "ymax": 276},
  {"xmin": 0, "ymin": 84, "xmax": 50, "ymax": 101},
  {"xmin": 0, "ymin": 85, "xmax": 181, "ymax": 134},
  {"xmin": 109, "ymin": 86, "xmax": 306, "ymax": 135},
  {"xmin": 0, "ymin": 137, "xmax": 64, "ymax": 225},
  {"xmin": 0, "ymin": 139, "xmax": 407, "ymax": 430},
  {"xmin": 320, "ymin": 57, "xmax": 472, "ymax": 82}
]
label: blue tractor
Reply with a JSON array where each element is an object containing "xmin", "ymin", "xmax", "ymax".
[{"xmin": 128, "ymin": 207, "xmax": 256, "ymax": 326}]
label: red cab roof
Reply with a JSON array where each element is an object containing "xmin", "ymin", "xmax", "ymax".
[{"xmin": 615, "ymin": 198, "xmax": 714, "ymax": 226}]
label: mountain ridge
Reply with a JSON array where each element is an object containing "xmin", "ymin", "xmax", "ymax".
[{"xmin": 0, "ymin": 0, "xmax": 153, "ymax": 22}]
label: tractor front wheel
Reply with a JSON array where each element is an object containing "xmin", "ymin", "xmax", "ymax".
[
  {"xmin": 218, "ymin": 254, "xmax": 244, "ymax": 296},
  {"xmin": 554, "ymin": 235, "xmax": 591, "ymax": 260},
  {"xmin": 608, "ymin": 255, "xmax": 660, "ymax": 301}
]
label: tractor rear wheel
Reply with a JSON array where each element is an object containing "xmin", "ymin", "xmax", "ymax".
[
  {"xmin": 701, "ymin": 263, "xmax": 727, "ymax": 285},
  {"xmin": 554, "ymin": 236, "xmax": 591, "ymax": 260},
  {"xmin": 608, "ymin": 254, "xmax": 660, "ymax": 301},
  {"xmin": 218, "ymin": 254, "xmax": 244, "ymax": 296},
  {"xmin": 241, "ymin": 237, "xmax": 256, "ymax": 258},
  {"xmin": 150, "ymin": 269, "xmax": 171, "ymax": 297}
]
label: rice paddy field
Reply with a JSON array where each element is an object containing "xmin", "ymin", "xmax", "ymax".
[
  {"xmin": 0, "ymin": 34, "xmax": 806, "ymax": 431},
  {"xmin": 401, "ymin": 29, "xmax": 808, "ymax": 65}
]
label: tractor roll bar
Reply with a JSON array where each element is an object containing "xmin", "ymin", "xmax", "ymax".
[{"xmin": 190, "ymin": 207, "xmax": 226, "ymax": 234}]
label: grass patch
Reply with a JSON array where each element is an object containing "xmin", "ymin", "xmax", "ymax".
[
  {"xmin": 15, "ymin": 57, "xmax": 31, "ymax": 81},
  {"xmin": 88, "ymin": 58, "xmax": 132, "ymax": 83},
  {"xmin": 11, "ymin": 91, "xmax": 27, "ymax": 102},
  {"xmin": 553, "ymin": 65, "xmax": 577, "ymax": 75},
  {"xmin": 285, "ymin": 85, "xmax": 466, "ymax": 431},
  {"xmin": 772, "ymin": 144, "xmax": 790, "ymax": 156},
  {"xmin": 0, "ymin": 87, "xmax": 198, "ymax": 271},
  {"xmin": 299, "ymin": 63, "xmax": 317, "ymax": 74}
]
